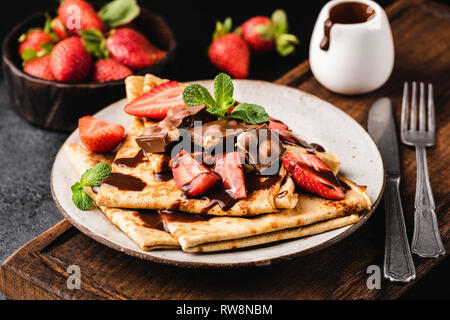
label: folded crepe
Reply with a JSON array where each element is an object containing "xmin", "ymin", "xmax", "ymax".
[
  {"xmin": 64, "ymin": 142, "xmax": 180, "ymax": 250},
  {"xmin": 61, "ymin": 74, "xmax": 371, "ymax": 252},
  {"xmin": 64, "ymin": 144, "xmax": 369, "ymax": 253},
  {"xmin": 161, "ymin": 178, "xmax": 371, "ymax": 252},
  {"xmin": 95, "ymin": 118, "xmax": 299, "ymax": 216}
]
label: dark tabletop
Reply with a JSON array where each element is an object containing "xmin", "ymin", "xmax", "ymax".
[{"xmin": 0, "ymin": 0, "xmax": 448, "ymax": 300}]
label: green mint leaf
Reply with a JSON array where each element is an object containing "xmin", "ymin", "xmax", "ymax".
[
  {"xmin": 183, "ymin": 84, "xmax": 217, "ymax": 109},
  {"xmin": 206, "ymin": 106, "xmax": 227, "ymax": 118},
  {"xmin": 80, "ymin": 162, "xmax": 112, "ymax": 187},
  {"xmin": 21, "ymin": 49, "xmax": 37, "ymax": 62},
  {"xmin": 99, "ymin": 0, "xmax": 140, "ymax": 28},
  {"xmin": 81, "ymin": 29, "xmax": 110, "ymax": 59},
  {"xmin": 229, "ymin": 103, "xmax": 269, "ymax": 124},
  {"xmin": 214, "ymin": 73, "xmax": 234, "ymax": 110},
  {"xmin": 71, "ymin": 182, "xmax": 83, "ymax": 193},
  {"xmin": 72, "ymin": 189, "xmax": 93, "ymax": 211}
]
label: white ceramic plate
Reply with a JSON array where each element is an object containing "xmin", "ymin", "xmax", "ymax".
[{"xmin": 51, "ymin": 80, "xmax": 384, "ymax": 267}]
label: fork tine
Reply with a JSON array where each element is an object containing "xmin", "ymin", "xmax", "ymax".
[
  {"xmin": 419, "ymin": 82, "xmax": 426, "ymax": 131},
  {"xmin": 428, "ymin": 83, "xmax": 435, "ymax": 133},
  {"xmin": 410, "ymin": 81, "xmax": 417, "ymax": 131},
  {"xmin": 401, "ymin": 82, "xmax": 409, "ymax": 132}
]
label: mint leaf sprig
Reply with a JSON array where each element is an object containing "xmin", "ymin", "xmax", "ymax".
[
  {"xmin": 183, "ymin": 73, "xmax": 269, "ymax": 124},
  {"xmin": 71, "ymin": 162, "xmax": 112, "ymax": 211},
  {"xmin": 98, "ymin": 0, "xmax": 140, "ymax": 28}
]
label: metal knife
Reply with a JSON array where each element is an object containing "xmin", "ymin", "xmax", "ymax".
[{"xmin": 368, "ymin": 97, "xmax": 416, "ymax": 283}]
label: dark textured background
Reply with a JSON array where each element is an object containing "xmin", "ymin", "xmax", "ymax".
[{"xmin": 0, "ymin": 0, "xmax": 448, "ymax": 300}]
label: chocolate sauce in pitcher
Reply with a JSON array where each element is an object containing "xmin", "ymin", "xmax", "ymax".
[{"xmin": 320, "ymin": 2, "xmax": 375, "ymax": 51}]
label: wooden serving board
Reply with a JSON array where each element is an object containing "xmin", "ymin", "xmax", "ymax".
[{"xmin": 1, "ymin": 0, "xmax": 448, "ymax": 300}]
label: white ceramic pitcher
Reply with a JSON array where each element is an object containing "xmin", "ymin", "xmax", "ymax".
[{"xmin": 309, "ymin": 0, "xmax": 394, "ymax": 95}]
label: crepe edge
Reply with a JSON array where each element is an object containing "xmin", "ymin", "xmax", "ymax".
[
  {"xmin": 63, "ymin": 142, "xmax": 180, "ymax": 250},
  {"xmin": 186, "ymin": 214, "xmax": 360, "ymax": 252}
]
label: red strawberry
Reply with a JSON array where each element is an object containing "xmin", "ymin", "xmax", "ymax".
[
  {"xmin": 92, "ymin": 58, "xmax": 132, "ymax": 82},
  {"xmin": 106, "ymin": 28, "xmax": 165, "ymax": 69},
  {"xmin": 209, "ymin": 33, "xmax": 250, "ymax": 79},
  {"xmin": 268, "ymin": 116, "xmax": 289, "ymax": 131},
  {"xmin": 283, "ymin": 152, "xmax": 345, "ymax": 200},
  {"xmin": 50, "ymin": 37, "xmax": 92, "ymax": 82},
  {"xmin": 58, "ymin": 0, "xmax": 106, "ymax": 34},
  {"xmin": 23, "ymin": 56, "xmax": 55, "ymax": 80},
  {"xmin": 172, "ymin": 149, "xmax": 221, "ymax": 197},
  {"xmin": 78, "ymin": 116, "xmax": 125, "ymax": 152},
  {"xmin": 241, "ymin": 16, "xmax": 274, "ymax": 53},
  {"xmin": 214, "ymin": 152, "xmax": 246, "ymax": 199},
  {"xmin": 18, "ymin": 29, "xmax": 53, "ymax": 56},
  {"xmin": 123, "ymin": 81, "xmax": 186, "ymax": 119},
  {"xmin": 52, "ymin": 17, "xmax": 68, "ymax": 40}
]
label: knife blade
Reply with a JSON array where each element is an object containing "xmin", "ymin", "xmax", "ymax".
[
  {"xmin": 368, "ymin": 97, "xmax": 415, "ymax": 283},
  {"xmin": 368, "ymin": 98, "xmax": 401, "ymax": 176}
]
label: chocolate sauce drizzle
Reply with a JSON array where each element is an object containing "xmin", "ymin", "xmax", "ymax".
[
  {"xmin": 320, "ymin": 2, "xmax": 375, "ymax": 51},
  {"xmin": 154, "ymin": 171, "xmax": 173, "ymax": 182},
  {"xmin": 114, "ymin": 149, "xmax": 147, "ymax": 168},
  {"xmin": 101, "ymin": 173, "xmax": 146, "ymax": 191},
  {"xmin": 160, "ymin": 210, "xmax": 212, "ymax": 223},
  {"xmin": 133, "ymin": 210, "xmax": 167, "ymax": 232}
]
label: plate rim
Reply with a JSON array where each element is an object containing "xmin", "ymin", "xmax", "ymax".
[{"xmin": 50, "ymin": 79, "xmax": 385, "ymax": 268}]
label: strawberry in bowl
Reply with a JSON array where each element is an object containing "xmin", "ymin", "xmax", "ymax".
[{"xmin": 2, "ymin": 0, "xmax": 176, "ymax": 130}]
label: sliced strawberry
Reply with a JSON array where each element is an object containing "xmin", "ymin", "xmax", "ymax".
[
  {"xmin": 283, "ymin": 152, "xmax": 344, "ymax": 200},
  {"xmin": 268, "ymin": 116, "xmax": 289, "ymax": 131},
  {"xmin": 172, "ymin": 150, "xmax": 221, "ymax": 197},
  {"xmin": 214, "ymin": 152, "xmax": 246, "ymax": 199},
  {"xmin": 268, "ymin": 116, "xmax": 306, "ymax": 145},
  {"xmin": 123, "ymin": 81, "xmax": 186, "ymax": 119},
  {"xmin": 79, "ymin": 116, "xmax": 125, "ymax": 152}
]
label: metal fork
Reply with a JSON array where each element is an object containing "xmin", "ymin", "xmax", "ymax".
[{"xmin": 401, "ymin": 82, "xmax": 445, "ymax": 258}]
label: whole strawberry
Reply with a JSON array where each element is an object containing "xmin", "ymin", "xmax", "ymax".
[
  {"xmin": 209, "ymin": 18, "xmax": 249, "ymax": 78},
  {"xmin": 58, "ymin": 0, "xmax": 107, "ymax": 34},
  {"xmin": 18, "ymin": 29, "xmax": 54, "ymax": 57},
  {"xmin": 92, "ymin": 58, "xmax": 132, "ymax": 82},
  {"xmin": 23, "ymin": 56, "xmax": 55, "ymax": 80},
  {"xmin": 52, "ymin": 17, "xmax": 69, "ymax": 40},
  {"xmin": 50, "ymin": 37, "xmax": 92, "ymax": 82},
  {"xmin": 106, "ymin": 28, "xmax": 165, "ymax": 69},
  {"xmin": 241, "ymin": 10, "xmax": 299, "ymax": 56},
  {"xmin": 241, "ymin": 16, "xmax": 273, "ymax": 53}
]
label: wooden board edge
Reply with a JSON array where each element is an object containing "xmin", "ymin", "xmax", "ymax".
[{"xmin": 0, "ymin": 220, "xmax": 71, "ymax": 300}]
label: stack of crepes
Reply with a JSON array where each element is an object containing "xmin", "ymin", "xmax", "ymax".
[{"xmin": 64, "ymin": 74, "xmax": 372, "ymax": 253}]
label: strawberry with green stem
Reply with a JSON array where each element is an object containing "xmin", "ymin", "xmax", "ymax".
[
  {"xmin": 240, "ymin": 9, "xmax": 299, "ymax": 56},
  {"xmin": 58, "ymin": 0, "xmax": 107, "ymax": 34},
  {"xmin": 209, "ymin": 18, "xmax": 250, "ymax": 79},
  {"xmin": 18, "ymin": 29, "xmax": 54, "ymax": 63}
]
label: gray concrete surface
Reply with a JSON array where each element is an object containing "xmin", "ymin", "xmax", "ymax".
[{"xmin": 0, "ymin": 81, "xmax": 67, "ymax": 299}]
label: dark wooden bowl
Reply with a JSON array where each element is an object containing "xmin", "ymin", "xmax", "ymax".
[{"xmin": 2, "ymin": 8, "xmax": 177, "ymax": 131}]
